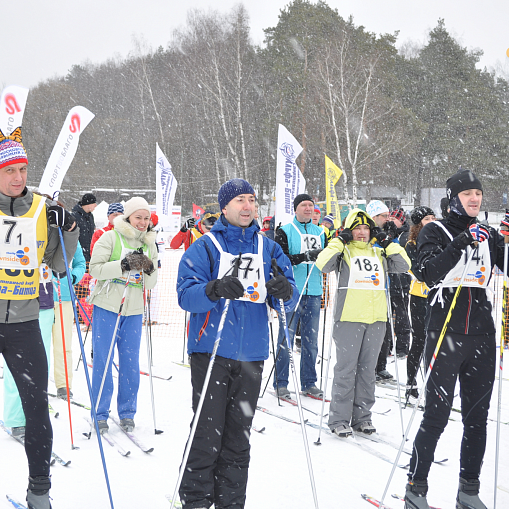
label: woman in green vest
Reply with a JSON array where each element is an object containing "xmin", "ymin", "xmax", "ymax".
[{"xmin": 89, "ymin": 197, "xmax": 158, "ymax": 434}]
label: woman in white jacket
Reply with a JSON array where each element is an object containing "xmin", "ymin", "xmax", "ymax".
[{"xmin": 89, "ymin": 197, "xmax": 158, "ymax": 433}]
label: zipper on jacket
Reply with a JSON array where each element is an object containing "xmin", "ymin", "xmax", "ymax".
[
  {"xmin": 5, "ymin": 300, "xmax": 10, "ymax": 323},
  {"xmin": 10, "ymin": 197, "xmax": 15, "ymax": 216}
]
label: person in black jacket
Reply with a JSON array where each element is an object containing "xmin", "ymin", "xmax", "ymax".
[
  {"xmin": 404, "ymin": 170, "xmax": 501, "ymax": 509},
  {"xmin": 72, "ymin": 193, "xmax": 97, "ymax": 263}
]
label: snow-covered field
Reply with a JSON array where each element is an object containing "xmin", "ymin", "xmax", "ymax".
[{"xmin": 1, "ymin": 254, "xmax": 508, "ymax": 509}]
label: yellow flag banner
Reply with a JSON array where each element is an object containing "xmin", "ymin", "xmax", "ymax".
[{"xmin": 325, "ymin": 155, "xmax": 343, "ymax": 229}]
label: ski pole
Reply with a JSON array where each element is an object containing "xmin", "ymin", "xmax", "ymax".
[
  {"xmin": 142, "ymin": 274, "xmax": 163, "ymax": 435},
  {"xmin": 271, "ymin": 259, "xmax": 319, "ymax": 509},
  {"xmin": 379, "ymin": 247, "xmax": 476, "ymax": 508},
  {"xmin": 314, "ymin": 271, "xmax": 338, "ymax": 446},
  {"xmin": 494, "ymin": 235, "xmax": 508, "ymax": 509},
  {"xmin": 95, "ymin": 273, "xmax": 131, "ymax": 416},
  {"xmin": 182, "ymin": 310, "xmax": 187, "ymax": 365},
  {"xmin": 319, "ymin": 273, "xmax": 328, "ymax": 391},
  {"xmin": 264, "ymin": 305, "xmax": 281, "ymax": 405},
  {"xmin": 169, "ymin": 254, "xmax": 242, "ymax": 509},
  {"xmin": 55, "ymin": 273, "xmax": 78, "ymax": 449},
  {"xmin": 261, "ymin": 263, "xmax": 315, "ymax": 398},
  {"xmin": 384, "ymin": 273, "xmax": 405, "ymax": 439},
  {"xmin": 75, "ymin": 321, "xmax": 90, "ymax": 371},
  {"xmin": 57, "ymin": 226, "xmax": 115, "ymax": 509}
]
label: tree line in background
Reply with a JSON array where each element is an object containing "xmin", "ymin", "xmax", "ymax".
[{"xmin": 18, "ymin": 0, "xmax": 509, "ymax": 213}]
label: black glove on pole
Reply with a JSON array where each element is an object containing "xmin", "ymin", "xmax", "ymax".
[{"xmin": 266, "ymin": 259, "xmax": 293, "ymax": 301}]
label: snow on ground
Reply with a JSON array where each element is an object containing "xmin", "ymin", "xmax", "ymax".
[{"xmin": 1, "ymin": 258, "xmax": 508, "ymax": 508}]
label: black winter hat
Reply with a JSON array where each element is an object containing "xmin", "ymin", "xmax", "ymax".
[
  {"xmin": 446, "ymin": 169, "xmax": 483, "ymax": 200},
  {"xmin": 293, "ymin": 193, "xmax": 314, "ymax": 211},
  {"xmin": 80, "ymin": 193, "xmax": 97, "ymax": 206},
  {"xmin": 410, "ymin": 206, "xmax": 435, "ymax": 225}
]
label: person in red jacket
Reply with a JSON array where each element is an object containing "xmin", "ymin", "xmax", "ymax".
[
  {"xmin": 90, "ymin": 202, "xmax": 124, "ymax": 256},
  {"xmin": 170, "ymin": 211, "xmax": 219, "ymax": 251}
]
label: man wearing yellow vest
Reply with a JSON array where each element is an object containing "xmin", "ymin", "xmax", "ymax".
[{"xmin": 0, "ymin": 128, "xmax": 79, "ymax": 509}]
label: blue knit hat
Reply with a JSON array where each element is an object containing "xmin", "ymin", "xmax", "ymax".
[
  {"xmin": 218, "ymin": 178, "xmax": 255, "ymax": 210},
  {"xmin": 107, "ymin": 202, "xmax": 124, "ymax": 216}
]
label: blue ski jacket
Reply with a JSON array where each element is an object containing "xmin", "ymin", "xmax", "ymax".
[{"xmin": 177, "ymin": 216, "xmax": 299, "ymax": 362}]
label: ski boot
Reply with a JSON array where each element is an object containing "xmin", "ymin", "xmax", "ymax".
[
  {"xmin": 404, "ymin": 479, "xmax": 430, "ymax": 509},
  {"xmin": 456, "ymin": 478, "xmax": 487, "ymax": 509},
  {"xmin": 120, "ymin": 418, "xmax": 135, "ymax": 432},
  {"xmin": 27, "ymin": 475, "xmax": 51, "ymax": 509}
]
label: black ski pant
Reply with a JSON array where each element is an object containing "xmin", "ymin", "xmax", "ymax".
[
  {"xmin": 409, "ymin": 330, "xmax": 496, "ymax": 481},
  {"xmin": 179, "ymin": 353, "xmax": 264, "ymax": 509},
  {"xmin": 391, "ymin": 290, "xmax": 411, "ymax": 355},
  {"xmin": 406, "ymin": 295, "xmax": 427, "ymax": 387},
  {"xmin": 0, "ymin": 320, "xmax": 53, "ymax": 478},
  {"xmin": 376, "ymin": 318, "xmax": 391, "ymax": 373}
]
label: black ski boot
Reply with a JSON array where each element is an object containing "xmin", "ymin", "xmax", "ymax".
[
  {"xmin": 456, "ymin": 478, "xmax": 487, "ymax": 509},
  {"xmin": 27, "ymin": 475, "xmax": 51, "ymax": 509},
  {"xmin": 404, "ymin": 479, "xmax": 430, "ymax": 509}
]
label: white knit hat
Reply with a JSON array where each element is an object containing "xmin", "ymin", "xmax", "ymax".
[
  {"xmin": 366, "ymin": 200, "xmax": 389, "ymax": 218},
  {"xmin": 123, "ymin": 197, "xmax": 151, "ymax": 219}
]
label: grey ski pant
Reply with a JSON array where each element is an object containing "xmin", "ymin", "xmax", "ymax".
[{"xmin": 328, "ymin": 321, "xmax": 386, "ymax": 430}]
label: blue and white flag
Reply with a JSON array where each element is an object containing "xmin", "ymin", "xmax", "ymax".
[
  {"xmin": 275, "ymin": 124, "xmax": 306, "ymax": 227},
  {"xmin": 156, "ymin": 143, "xmax": 178, "ymax": 230}
]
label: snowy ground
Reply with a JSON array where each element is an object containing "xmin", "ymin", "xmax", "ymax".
[{"xmin": 1, "ymin": 284, "xmax": 508, "ymax": 508}]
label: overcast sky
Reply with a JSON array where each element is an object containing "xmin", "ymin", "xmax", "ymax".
[{"xmin": 2, "ymin": 0, "xmax": 508, "ymax": 88}]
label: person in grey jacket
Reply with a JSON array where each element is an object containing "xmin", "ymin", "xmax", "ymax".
[{"xmin": 0, "ymin": 128, "xmax": 79, "ymax": 509}]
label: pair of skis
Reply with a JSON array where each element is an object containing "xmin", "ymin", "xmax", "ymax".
[{"xmin": 362, "ymin": 493, "xmax": 442, "ymax": 508}]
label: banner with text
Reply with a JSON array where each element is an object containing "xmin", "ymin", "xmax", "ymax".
[
  {"xmin": 156, "ymin": 143, "xmax": 178, "ymax": 230},
  {"xmin": 325, "ymin": 155, "xmax": 343, "ymax": 229},
  {"xmin": 39, "ymin": 106, "xmax": 95, "ymax": 198},
  {"xmin": 275, "ymin": 124, "xmax": 306, "ymax": 227},
  {"xmin": 0, "ymin": 85, "xmax": 29, "ymax": 135}
]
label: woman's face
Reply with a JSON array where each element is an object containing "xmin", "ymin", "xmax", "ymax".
[
  {"xmin": 421, "ymin": 214, "xmax": 436, "ymax": 226},
  {"xmin": 129, "ymin": 210, "xmax": 151, "ymax": 231}
]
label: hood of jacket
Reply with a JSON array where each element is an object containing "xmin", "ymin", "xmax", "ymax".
[
  {"xmin": 344, "ymin": 208, "xmax": 375, "ymax": 230},
  {"xmin": 113, "ymin": 215, "xmax": 157, "ymax": 245}
]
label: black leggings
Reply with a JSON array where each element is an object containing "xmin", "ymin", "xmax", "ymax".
[
  {"xmin": 0, "ymin": 320, "xmax": 53, "ymax": 478},
  {"xmin": 180, "ymin": 353, "xmax": 263, "ymax": 509},
  {"xmin": 409, "ymin": 330, "xmax": 495, "ymax": 481},
  {"xmin": 407, "ymin": 295, "xmax": 427, "ymax": 386}
]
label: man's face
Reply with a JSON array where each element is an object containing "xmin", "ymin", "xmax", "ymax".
[
  {"xmin": 83, "ymin": 203, "xmax": 97, "ymax": 213},
  {"xmin": 108, "ymin": 212, "xmax": 122, "ymax": 225},
  {"xmin": 391, "ymin": 217, "xmax": 404, "ymax": 228},
  {"xmin": 222, "ymin": 194, "xmax": 255, "ymax": 227},
  {"xmin": 373, "ymin": 212, "xmax": 389, "ymax": 228},
  {"xmin": 295, "ymin": 200, "xmax": 314, "ymax": 222},
  {"xmin": 352, "ymin": 224, "xmax": 370, "ymax": 242},
  {"xmin": 312, "ymin": 209, "xmax": 321, "ymax": 225},
  {"xmin": 0, "ymin": 162, "xmax": 27, "ymax": 197},
  {"xmin": 457, "ymin": 189, "xmax": 483, "ymax": 217}
]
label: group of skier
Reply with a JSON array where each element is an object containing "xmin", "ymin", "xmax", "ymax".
[
  {"xmin": 0, "ymin": 120, "xmax": 503, "ymax": 509},
  {"xmin": 176, "ymin": 170, "xmax": 502, "ymax": 509}
]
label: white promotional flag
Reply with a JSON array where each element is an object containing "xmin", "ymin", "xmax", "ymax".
[
  {"xmin": 39, "ymin": 106, "xmax": 95, "ymax": 198},
  {"xmin": 275, "ymin": 124, "xmax": 306, "ymax": 227},
  {"xmin": 156, "ymin": 143, "xmax": 178, "ymax": 230},
  {"xmin": 0, "ymin": 85, "xmax": 29, "ymax": 135}
]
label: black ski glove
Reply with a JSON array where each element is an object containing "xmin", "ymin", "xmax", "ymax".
[
  {"xmin": 47, "ymin": 206, "xmax": 76, "ymax": 231},
  {"xmin": 266, "ymin": 273, "xmax": 293, "ymax": 301},
  {"xmin": 384, "ymin": 220, "xmax": 398, "ymax": 238},
  {"xmin": 372, "ymin": 230, "xmax": 393, "ymax": 249},
  {"xmin": 180, "ymin": 218, "xmax": 195, "ymax": 233},
  {"xmin": 206, "ymin": 275, "xmax": 244, "ymax": 301},
  {"xmin": 305, "ymin": 248, "xmax": 322, "ymax": 262},
  {"xmin": 336, "ymin": 228, "xmax": 353, "ymax": 244}
]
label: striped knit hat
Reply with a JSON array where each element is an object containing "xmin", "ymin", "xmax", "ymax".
[{"xmin": 0, "ymin": 127, "xmax": 28, "ymax": 170}]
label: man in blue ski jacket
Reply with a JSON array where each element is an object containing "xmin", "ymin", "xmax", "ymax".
[
  {"xmin": 273, "ymin": 193, "xmax": 327, "ymax": 399},
  {"xmin": 176, "ymin": 178, "xmax": 298, "ymax": 509}
]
